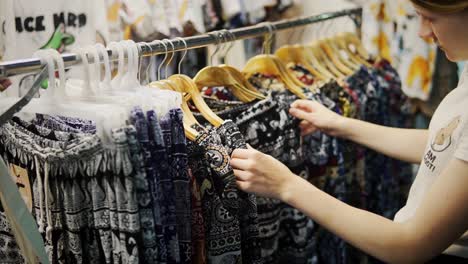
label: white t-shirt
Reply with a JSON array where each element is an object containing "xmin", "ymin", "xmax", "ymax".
[
  {"xmin": 394, "ymin": 65, "xmax": 468, "ymax": 258},
  {"xmin": 0, "ymin": 0, "xmax": 109, "ymax": 97}
]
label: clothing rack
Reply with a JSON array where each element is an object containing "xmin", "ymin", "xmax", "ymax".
[
  {"xmin": 0, "ymin": 7, "xmax": 362, "ymax": 78},
  {"xmin": 0, "ymin": 8, "xmax": 363, "ymax": 262},
  {"xmin": 0, "ymin": 7, "xmax": 362, "ymax": 125}
]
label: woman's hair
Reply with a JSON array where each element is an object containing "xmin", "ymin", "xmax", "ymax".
[{"xmin": 410, "ymin": 0, "xmax": 468, "ymax": 13}]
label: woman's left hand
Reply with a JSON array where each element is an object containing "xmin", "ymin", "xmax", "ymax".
[{"xmin": 230, "ymin": 146, "xmax": 298, "ymax": 201}]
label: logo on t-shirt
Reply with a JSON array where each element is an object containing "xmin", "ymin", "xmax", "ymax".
[
  {"xmin": 423, "ymin": 116, "xmax": 461, "ymax": 172},
  {"xmin": 431, "ymin": 116, "xmax": 461, "ymax": 152}
]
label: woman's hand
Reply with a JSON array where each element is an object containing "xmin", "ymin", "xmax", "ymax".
[
  {"xmin": 289, "ymin": 99, "xmax": 346, "ymax": 137},
  {"xmin": 230, "ymin": 146, "xmax": 298, "ymax": 201}
]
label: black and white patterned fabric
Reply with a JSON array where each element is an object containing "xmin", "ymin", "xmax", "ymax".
[
  {"xmin": 194, "ymin": 127, "xmax": 243, "ymax": 264},
  {"xmin": 0, "ymin": 117, "xmax": 141, "ymax": 264}
]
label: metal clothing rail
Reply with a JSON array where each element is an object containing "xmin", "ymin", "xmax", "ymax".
[{"xmin": 0, "ymin": 7, "xmax": 362, "ymax": 78}]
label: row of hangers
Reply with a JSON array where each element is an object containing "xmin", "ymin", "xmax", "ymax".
[
  {"xmin": 0, "ymin": 16, "xmax": 370, "ymax": 264},
  {"xmin": 0, "ymin": 41, "xmax": 183, "ymax": 144},
  {"xmin": 0, "ymin": 22, "xmax": 371, "ymax": 143},
  {"xmin": 149, "ymin": 22, "xmax": 372, "ymax": 141}
]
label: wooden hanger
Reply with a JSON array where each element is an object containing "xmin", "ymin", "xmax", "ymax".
[
  {"xmin": 194, "ymin": 66, "xmax": 262, "ymax": 102},
  {"xmin": 275, "ymin": 44, "xmax": 329, "ymax": 82},
  {"xmin": 219, "ymin": 64, "xmax": 266, "ymax": 100},
  {"xmin": 307, "ymin": 40, "xmax": 345, "ymax": 79},
  {"xmin": 338, "ymin": 32, "xmax": 372, "ymax": 67},
  {"xmin": 296, "ymin": 44, "xmax": 335, "ymax": 81},
  {"xmin": 275, "ymin": 45, "xmax": 328, "ymax": 93},
  {"xmin": 149, "ymin": 80, "xmax": 200, "ymax": 141},
  {"xmin": 163, "ymin": 38, "xmax": 223, "ymax": 128},
  {"xmin": 242, "ymin": 54, "xmax": 307, "ymax": 99},
  {"xmin": 242, "ymin": 23, "xmax": 307, "ymax": 98},
  {"xmin": 169, "ymin": 74, "xmax": 224, "ymax": 127},
  {"xmin": 193, "ymin": 31, "xmax": 265, "ymax": 103},
  {"xmin": 325, "ymin": 37, "xmax": 360, "ymax": 71},
  {"xmin": 318, "ymin": 38, "xmax": 354, "ymax": 76},
  {"xmin": 147, "ymin": 39, "xmax": 201, "ymax": 141},
  {"xmin": 333, "ymin": 35, "xmax": 365, "ymax": 68}
]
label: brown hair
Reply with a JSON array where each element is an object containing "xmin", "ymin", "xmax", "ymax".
[{"xmin": 410, "ymin": 0, "xmax": 468, "ymax": 13}]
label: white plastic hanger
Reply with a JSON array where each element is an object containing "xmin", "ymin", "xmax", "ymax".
[
  {"xmin": 147, "ymin": 39, "xmax": 181, "ymax": 116},
  {"xmin": 108, "ymin": 41, "xmax": 125, "ymax": 91},
  {"xmin": 95, "ymin": 43, "xmax": 112, "ymax": 92},
  {"xmin": 18, "ymin": 49, "xmax": 127, "ymax": 144}
]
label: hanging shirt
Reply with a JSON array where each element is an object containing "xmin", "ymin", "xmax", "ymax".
[
  {"xmin": 241, "ymin": 78, "xmax": 317, "ymax": 264},
  {"xmin": 193, "ymin": 126, "xmax": 243, "ymax": 264},
  {"xmin": 176, "ymin": 0, "xmax": 207, "ymax": 33},
  {"xmin": 186, "ymin": 141, "xmax": 207, "ymax": 264},
  {"xmin": 0, "ymin": 0, "xmax": 110, "ymax": 97},
  {"xmin": 393, "ymin": 0, "xmax": 436, "ymax": 101},
  {"xmin": 159, "ymin": 112, "xmax": 183, "ymax": 264},
  {"xmin": 394, "ymin": 65, "xmax": 468, "ymax": 258},
  {"xmin": 0, "ymin": 117, "xmax": 141, "ymax": 264},
  {"xmin": 129, "ymin": 108, "xmax": 160, "ymax": 263},
  {"xmin": 361, "ymin": 0, "xmax": 437, "ymax": 101},
  {"xmin": 166, "ymin": 109, "xmax": 192, "ymax": 264},
  {"xmin": 215, "ymin": 120, "xmax": 263, "ymax": 264}
]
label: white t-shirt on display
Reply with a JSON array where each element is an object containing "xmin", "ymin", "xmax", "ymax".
[
  {"xmin": 394, "ymin": 64, "xmax": 468, "ymax": 258},
  {"xmin": 0, "ymin": 0, "xmax": 109, "ymax": 97}
]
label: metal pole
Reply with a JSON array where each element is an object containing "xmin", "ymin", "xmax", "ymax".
[{"xmin": 0, "ymin": 8, "xmax": 362, "ymax": 78}]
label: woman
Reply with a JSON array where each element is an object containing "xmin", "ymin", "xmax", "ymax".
[{"xmin": 230, "ymin": 1, "xmax": 468, "ymax": 262}]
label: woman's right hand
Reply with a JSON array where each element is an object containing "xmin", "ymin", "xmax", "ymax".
[{"xmin": 289, "ymin": 99, "xmax": 346, "ymax": 137}]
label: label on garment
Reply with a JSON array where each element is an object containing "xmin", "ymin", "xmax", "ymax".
[{"xmin": 9, "ymin": 164, "xmax": 32, "ymax": 212}]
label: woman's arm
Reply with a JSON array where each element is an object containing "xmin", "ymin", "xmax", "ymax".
[
  {"xmin": 289, "ymin": 100, "xmax": 428, "ymax": 164},
  {"xmin": 231, "ymin": 148, "xmax": 468, "ymax": 263},
  {"xmin": 339, "ymin": 118, "xmax": 428, "ymax": 164}
]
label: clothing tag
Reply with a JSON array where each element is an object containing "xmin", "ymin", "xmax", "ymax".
[{"xmin": 9, "ymin": 164, "xmax": 32, "ymax": 213}]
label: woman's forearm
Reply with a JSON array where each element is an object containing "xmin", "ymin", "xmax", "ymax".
[
  {"xmin": 283, "ymin": 176, "xmax": 420, "ymax": 263},
  {"xmin": 337, "ymin": 118, "xmax": 428, "ymax": 164}
]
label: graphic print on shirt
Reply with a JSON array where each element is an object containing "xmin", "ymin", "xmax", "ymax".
[
  {"xmin": 423, "ymin": 116, "xmax": 462, "ymax": 173},
  {"xmin": 431, "ymin": 116, "xmax": 461, "ymax": 152},
  {"xmin": 17, "ymin": 22, "xmax": 77, "ymax": 93},
  {"xmin": 39, "ymin": 23, "xmax": 75, "ymax": 51}
]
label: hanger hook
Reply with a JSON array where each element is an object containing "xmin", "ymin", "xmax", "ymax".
[
  {"xmin": 136, "ymin": 43, "xmax": 143, "ymax": 84},
  {"xmin": 295, "ymin": 25, "xmax": 306, "ymax": 45},
  {"xmin": 140, "ymin": 42, "xmax": 154, "ymax": 84},
  {"xmin": 226, "ymin": 30, "xmax": 236, "ymax": 54},
  {"xmin": 325, "ymin": 19, "xmax": 332, "ymax": 38},
  {"xmin": 148, "ymin": 40, "xmax": 161, "ymax": 83},
  {"xmin": 270, "ymin": 22, "xmax": 278, "ymax": 51},
  {"xmin": 263, "ymin": 22, "xmax": 275, "ymax": 54},
  {"xmin": 175, "ymin": 37, "xmax": 188, "ymax": 75},
  {"xmin": 332, "ymin": 18, "xmax": 339, "ymax": 38},
  {"xmin": 218, "ymin": 30, "xmax": 228, "ymax": 63},
  {"xmin": 261, "ymin": 23, "xmax": 270, "ymax": 54},
  {"xmin": 163, "ymin": 39, "xmax": 175, "ymax": 79},
  {"xmin": 318, "ymin": 21, "xmax": 326, "ymax": 41},
  {"xmin": 222, "ymin": 30, "xmax": 236, "ymax": 61},
  {"xmin": 287, "ymin": 26, "xmax": 298, "ymax": 46},
  {"xmin": 209, "ymin": 31, "xmax": 222, "ymax": 66},
  {"xmin": 157, "ymin": 39, "xmax": 168, "ymax": 81}
]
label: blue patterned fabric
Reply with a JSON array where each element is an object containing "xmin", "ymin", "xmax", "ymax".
[
  {"xmin": 168, "ymin": 109, "xmax": 192, "ymax": 264},
  {"xmin": 129, "ymin": 108, "xmax": 159, "ymax": 263},
  {"xmin": 148, "ymin": 110, "xmax": 179, "ymax": 264}
]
